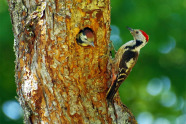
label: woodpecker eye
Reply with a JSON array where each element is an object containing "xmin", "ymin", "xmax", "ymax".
[{"xmin": 136, "ymin": 31, "xmax": 139, "ymax": 34}]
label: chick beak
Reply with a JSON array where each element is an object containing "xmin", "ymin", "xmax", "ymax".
[{"xmin": 90, "ymin": 42, "xmax": 95, "ymax": 47}]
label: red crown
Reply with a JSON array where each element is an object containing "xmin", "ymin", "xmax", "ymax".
[{"xmin": 140, "ymin": 30, "xmax": 149, "ymax": 42}]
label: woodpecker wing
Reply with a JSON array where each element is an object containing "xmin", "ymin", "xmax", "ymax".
[{"xmin": 107, "ymin": 50, "xmax": 139, "ymax": 101}]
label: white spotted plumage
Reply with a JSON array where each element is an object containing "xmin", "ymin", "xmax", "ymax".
[{"xmin": 107, "ymin": 27, "xmax": 149, "ymax": 101}]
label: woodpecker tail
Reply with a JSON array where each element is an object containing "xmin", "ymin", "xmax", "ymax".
[
  {"xmin": 106, "ymin": 68, "xmax": 128, "ymax": 101},
  {"xmin": 106, "ymin": 79, "xmax": 120, "ymax": 101}
]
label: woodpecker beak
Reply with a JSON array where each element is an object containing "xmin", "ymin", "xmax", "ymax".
[
  {"xmin": 127, "ymin": 26, "xmax": 134, "ymax": 32},
  {"xmin": 127, "ymin": 26, "xmax": 135, "ymax": 35}
]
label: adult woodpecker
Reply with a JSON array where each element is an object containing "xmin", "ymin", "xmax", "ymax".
[
  {"xmin": 76, "ymin": 27, "xmax": 95, "ymax": 47},
  {"xmin": 106, "ymin": 27, "xmax": 149, "ymax": 101}
]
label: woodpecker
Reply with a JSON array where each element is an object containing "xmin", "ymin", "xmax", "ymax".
[
  {"xmin": 106, "ymin": 27, "xmax": 149, "ymax": 101},
  {"xmin": 76, "ymin": 27, "xmax": 95, "ymax": 47}
]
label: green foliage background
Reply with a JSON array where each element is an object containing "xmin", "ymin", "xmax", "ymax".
[{"xmin": 0, "ymin": 0, "xmax": 185, "ymax": 123}]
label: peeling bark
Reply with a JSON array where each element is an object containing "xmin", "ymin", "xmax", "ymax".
[{"xmin": 8, "ymin": 0, "xmax": 137, "ymax": 123}]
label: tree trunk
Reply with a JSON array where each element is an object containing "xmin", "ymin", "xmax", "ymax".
[{"xmin": 8, "ymin": 0, "xmax": 137, "ymax": 123}]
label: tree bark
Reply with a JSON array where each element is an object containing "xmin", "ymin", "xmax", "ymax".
[{"xmin": 8, "ymin": 0, "xmax": 137, "ymax": 123}]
